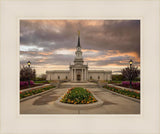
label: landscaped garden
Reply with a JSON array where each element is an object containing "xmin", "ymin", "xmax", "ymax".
[
  {"xmin": 118, "ymin": 81, "xmax": 140, "ymax": 90},
  {"xmin": 20, "ymin": 66, "xmax": 51, "ymax": 90},
  {"xmin": 60, "ymin": 87, "xmax": 97, "ymax": 104},
  {"xmin": 20, "ymin": 85, "xmax": 55, "ymax": 99},
  {"xmin": 103, "ymin": 85, "xmax": 140, "ymax": 99},
  {"xmin": 108, "ymin": 81, "xmax": 140, "ymax": 90},
  {"xmin": 20, "ymin": 80, "xmax": 44, "ymax": 90}
]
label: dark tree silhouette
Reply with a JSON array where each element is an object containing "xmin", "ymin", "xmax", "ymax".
[
  {"xmin": 20, "ymin": 66, "xmax": 36, "ymax": 81},
  {"xmin": 121, "ymin": 66, "xmax": 140, "ymax": 81}
]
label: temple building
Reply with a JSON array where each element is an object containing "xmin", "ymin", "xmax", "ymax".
[{"xmin": 46, "ymin": 31, "xmax": 112, "ymax": 82}]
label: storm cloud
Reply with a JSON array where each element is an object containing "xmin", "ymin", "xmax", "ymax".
[{"xmin": 20, "ymin": 20, "xmax": 140, "ymax": 75}]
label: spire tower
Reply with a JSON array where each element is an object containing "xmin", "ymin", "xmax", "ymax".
[
  {"xmin": 77, "ymin": 30, "xmax": 80, "ymax": 47},
  {"xmin": 74, "ymin": 30, "xmax": 83, "ymax": 65}
]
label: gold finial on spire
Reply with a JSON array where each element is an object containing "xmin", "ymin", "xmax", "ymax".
[{"xmin": 78, "ymin": 30, "xmax": 80, "ymax": 36}]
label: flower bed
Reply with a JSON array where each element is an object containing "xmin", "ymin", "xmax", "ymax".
[
  {"xmin": 20, "ymin": 80, "xmax": 42, "ymax": 90},
  {"xmin": 20, "ymin": 85, "xmax": 55, "ymax": 99},
  {"xmin": 120, "ymin": 81, "xmax": 140, "ymax": 90},
  {"xmin": 60, "ymin": 87, "xmax": 97, "ymax": 104},
  {"xmin": 20, "ymin": 80, "xmax": 34, "ymax": 87},
  {"xmin": 103, "ymin": 85, "xmax": 140, "ymax": 99}
]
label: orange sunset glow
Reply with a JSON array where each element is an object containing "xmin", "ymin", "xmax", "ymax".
[{"xmin": 20, "ymin": 20, "xmax": 140, "ymax": 75}]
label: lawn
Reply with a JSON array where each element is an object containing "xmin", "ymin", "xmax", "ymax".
[
  {"xmin": 108, "ymin": 80, "xmax": 140, "ymax": 84},
  {"xmin": 34, "ymin": 80, "xmax": 50, "ymax": 84}
]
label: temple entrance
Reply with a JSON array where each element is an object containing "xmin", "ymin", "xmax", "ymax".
[{"xmin": 77, "ymin": 74, "xmax": 81, "ymax": 81}]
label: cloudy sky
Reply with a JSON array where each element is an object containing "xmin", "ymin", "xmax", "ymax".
[{"xmin": 20, "ymin": 20, "xmax": 140, "ymax": 76}]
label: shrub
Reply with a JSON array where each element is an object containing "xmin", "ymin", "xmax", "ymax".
[
  {"xmin": 20, "ymin": 80, "xmax": 34, "ymax": 87},
  {"xmin": 122, "ymin": 81, "xmax": 140, "ymax": 90},
  {"xmin": 112, "ymin": 75, "xmax": 125, "ymax": 81}
]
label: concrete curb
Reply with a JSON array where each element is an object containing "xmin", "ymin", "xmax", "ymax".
[
  {"xmin": 102, "ymin": 87, "xmax": 140, "ymax": 103},
  {"xmin": 20, "ymin": 87, "xmax": 57, "ymax": 102},
  {"xmin": 54, "ymin": 90, "xmax": 104, "ymax": 110}
]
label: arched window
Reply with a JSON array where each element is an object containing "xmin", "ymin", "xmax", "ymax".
[
  {"xmin": 66, "ymin": 76, "xmax": 68, "ymax": 79},
  {"xmin": 58, "ymin": 76, "xmax": 60, "ymax": 80},
  {"xmin": 90, "ymin": 76, "xmax": 92, "ymax": 80},
  {"xmin": 98, "ymin": 76, "xmax": 100, "ymax": 80}
]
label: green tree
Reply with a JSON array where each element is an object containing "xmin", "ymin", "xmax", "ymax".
[{"xmin": 112, "ymin": 74, "xmax": 125, "ymax": 81}]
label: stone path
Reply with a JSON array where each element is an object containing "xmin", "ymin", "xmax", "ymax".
[{"xmin": 20, "ymin": 84, "xmax": 140, "ymax": 114}]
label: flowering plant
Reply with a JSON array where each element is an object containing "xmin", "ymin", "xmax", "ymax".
[
  {"xmin": 103, "ymin": 85, "xmax": 140, "ymax": 99},
  {"xmin": 122, "ymin": 81, "xmax": 140, "ymax": 90},
  {"xmin": 20, "ymin": 85, "xmax": 55, "ymax": 99},
  {"xmin": 20, "ymin": 80, "xmax": 34, "ymax": 87},
  {"xmin": 60, "ymin": 87, "xmax": 97, "ymax": 104}
]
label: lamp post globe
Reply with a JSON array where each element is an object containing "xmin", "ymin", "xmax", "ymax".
[
  {"xmin": 129, "ymin": 59, "xmax": 133, "ymax": 68},
  {"xmin": 27, "ymin": 61, "xmax": 31, "ymax": 67}
]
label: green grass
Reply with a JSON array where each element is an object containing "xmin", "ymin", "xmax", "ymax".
[
  {"xmin": 108, "ymin": 80, "xmax": 140, "ymax": 84},
  {"xmin": 60, "ymin": 87, "xmax": 97, "ymax": 104},
  {"xmin": 103, "ymin": 85, "xmax": 140, "ymax": 99},
  {"xmin": 20, "ymin": 85, "xmax": 55, "ymax": 99},
  {"xmin": 108, "ymin": 81, "xmax": 122, "ymax": 84},
  {"xmin": 34, "ymin": 80, "xmax": 49, "ymax": 84}
]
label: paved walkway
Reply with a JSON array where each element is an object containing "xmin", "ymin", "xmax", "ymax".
[
  {"xmin": 60, "ymin": 82, "xmax": 98, "ymax": 88},
  {"xmin": 20, "ymin": 84, "xmax": 140, "ymax": 114}
]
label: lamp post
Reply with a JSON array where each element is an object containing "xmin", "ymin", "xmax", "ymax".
[
  {"xmin": 129, "ymin": 59, "xmax": 133, "ymax": 88},
  {"xmin": 27, "ymin": 61, "xmax": 31, "ymax": 87}
]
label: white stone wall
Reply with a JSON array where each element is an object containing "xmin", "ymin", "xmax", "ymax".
[
  {"xmin": 107, "ymin": 73, "xmax": 112, "ymax": 81},
  {"xmin": 46, "ymin": 72, "xmax": 70, "ymax": 81},
  {"xmin": 88, "ymin": 72, "xmax": 112, "ymax": 81},
  {"xmin": 46, "ymin": 70, "xmax": 112, "ymax": 81},
  {"xmin": 88, "ymin": 72, "xmax": 104, "ymax": 80}
]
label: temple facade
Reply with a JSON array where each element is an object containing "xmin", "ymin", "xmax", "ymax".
[{"xmin": 46, "ymin": 32, "xmax": 112, "ymax": 82}]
